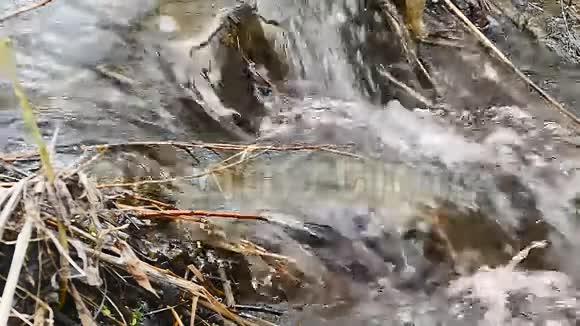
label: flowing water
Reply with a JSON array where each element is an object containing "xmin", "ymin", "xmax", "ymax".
[{"xmin": 3, "ymin": 0, "xmax": 580, "ymax": 325}]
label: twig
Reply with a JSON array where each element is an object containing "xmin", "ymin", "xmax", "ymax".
[
  {"xmin": 143, "ymin": 305, "xmax": 181, "ymax": 317},
  {"xmin": 11, "ymin": 308, "xmax": 34, "ymax": 326},
  {"xmin": 187, "ymin": 265, "xmax": 206, "ymax": 283},
  {"xmin": 62, "ymin": 151, "xmax": 105, "ymax": 179},
  {"xmin": 69, "ymin": 283, "xmax": 98, "ymax": 326},
  {"xmin": 420, "ymin": 38, "xmax": 465, "ymax": 49},
  {"xmin": 442, "ymin": 0, "xmax": 580, "ymax": 127},
  {"xmin": 185, "ymin": 264, "xmax": 223, "ymax": 296},
  {"xmin": 92, "ymin": 273, "xmax": 108, "ymax": 320},
  {"xmin": 211, "ymin": 239, "xmax": 294, "ymax": 263},
  {"xmin": 133, "ymin": 209, "xmax": 267, "ymax": 222},
  {"xmin": 234, "ymin": 305, "xmax": 284, "ymax": 317},
  {"xmin": 0, "ymin": 274, "xmax": 54, "ymax": 326},
  {"xmin": 0, "ymin": 215, "xmax": 33, "ymax": 325},
  {"xmin": 237, "ymin": 313, "xmax": 280, "ymax": 326},
  {"xmin": 0, "ymin": 142, "xmax": 356, "ymax": 164},
  {"xmin": 190, "ymin": 296, "xmax": 199, "ymax": 326},
  {"xmin": 0, "ymin": 179, "xmax": 27, "ymax": 240},
  {"xmin": 99, "ymin": 290, "xmax": 127, "ymax": 326},
  {"xmin": 96, "ymin": 149, "xmax": 265, "ymax": 189},
  {"xmin": 318, "ymin": 147, "xmax": 365, "ymax": 159},
  {"xmin": 218, "ymin": 263, "xmax": 235, "ymax": 308},
  {"xmin": 88, "ymin": 141, "xmax": 351, "ymax": 153},
  {"xmin": 94, "ymin": 65, "xmax": 138, "ymax": 87},
  {"xmin": 0, "ymin": 0, "xmax": 55, "ymax": 24},
  {"xmin": 560, "ymin": 0, "xmax": 575, "ymax": 42},
  {"xmin": 81, "ymin": 246, "xmax": 253, "ymax": 326},
  {"xmin": 42, "ymin": 228, "xmax": 87, "ymax": 278},
  {"xmin": 126, "ymin": 194, "xmax": 173, "ymax": 208},
  {"xmin": 508, "ymin": 240, "xmax": 548, "ymax": 269},
  {"xmin": 377, "ymin": 66, "xmax": 435, "ymax": 108},
  {"xmin": 0, "ymin": 152, "xmax": 40, "ymax": 162},
  {"xmin": 0, "ymin": 159, "xmax": 30, "ymax": 177},
  {"xmin": 170, "ymin": 307, "xmax": 185, "ymax": 326}
]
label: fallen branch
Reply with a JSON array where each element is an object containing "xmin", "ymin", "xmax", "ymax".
[
  {"xmin": 133, "ymin": 209, "xmax": 267, "ymax": 222},
  {"xmin": 442, "ymin": 0, "xmax": 580, "ymax": 127},
  {"xmin": 0, "ymin": 0, "xmax": 55, "ymax": 24}
]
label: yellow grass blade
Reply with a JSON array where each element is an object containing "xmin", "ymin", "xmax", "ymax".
[{"xmin": 0, "ymin": 37, "xmax": 54, "ymax": 182}]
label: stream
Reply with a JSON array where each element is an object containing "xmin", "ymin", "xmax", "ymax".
[{"xmin": 3, "ymin": 0, "xmax": 580, "ymax": 325}]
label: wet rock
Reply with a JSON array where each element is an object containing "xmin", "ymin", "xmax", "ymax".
[
  {"xmin": 419, "ymin": 201, "xmax": 516, "ymax": 272},
  {"xmin": 405, "ymin": 192, "xmax": 563, "ymax": 278},
  {"xmin": 493, "ymin": 173, "xmax": 561, "ymax": 270},
  {"xmin": 157, "ymin": 2, "xmax": 290, "ymax": 138}
]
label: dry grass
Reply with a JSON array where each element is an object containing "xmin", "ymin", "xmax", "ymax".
[
  {"xmin": 0, "ymin": 151, "xmax": 299, "ymax": 325},
  {"xmin": 0, "ymin": 33, "xmax": 328, "ymax": 324}
]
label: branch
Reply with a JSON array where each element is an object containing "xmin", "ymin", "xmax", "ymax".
[
  {"xmin": 0, "ymin": 0, "xmax": 55, "ymax": 24},
  {"xmin": 442, "ymin": 0, "xmax": 580, "ymax": 128}
]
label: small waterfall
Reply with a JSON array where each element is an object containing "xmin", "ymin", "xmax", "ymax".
[{"xmin": 258, "ymin": 0, "xmax": 369, "ymax": 100}]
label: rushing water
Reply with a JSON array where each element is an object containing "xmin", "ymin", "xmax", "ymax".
[{"xmin": 3, "ymin": 0, "xmax": 580, "ymax": 324}]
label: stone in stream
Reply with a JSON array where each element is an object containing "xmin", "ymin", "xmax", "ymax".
[{"xmin": 155, "ymin": 1, "xmax": 290, "ymax": 139}]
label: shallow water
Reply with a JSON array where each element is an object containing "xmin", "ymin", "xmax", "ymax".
[{"xmin": 3, "ymin": 0, "xmax": 580, "ymax": 324}]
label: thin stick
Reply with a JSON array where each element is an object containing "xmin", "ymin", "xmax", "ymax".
[
  {"xmin": 319, "ymin": 147, "xmax": 365, "ymax": 159},
  {"xmin": 97, "ymin": 150, "xmax": 265, "ymax": 189},
  {"xmin": 94, "ymin": 65, "xmax": 138, "ymax": 86},
  {"xmin": 127, "ymin": 194, "xmax": 173, "ymax": 208},
  {"xmin": 143, "ymin": 305, "xmax": 181, "ymax": 317},
  {"xmin": 190, "ymin": 296, "xmax": 199, "ymax": 326},
  {"xmin": 0, "ymin": 179, "xmax": 26, "ymax": 239},
  {"xmin": 11, "ymin": 308, "xmax": 34, "ymax": 326},
  {"xmin": 234, "ymin": 305, "xmax": 284, "ymax": 317},
  {"xmin": 0, "ymin": 143, "xmax": 355, "ymax": 163},
  {"xmin": 442, "ymin": 0, "xmax": 580, "ymax": 127},
  {"xmin": 100, "ymin": 291, "xmax": 127, "ymax": 326},
  {"xmin": 238, "ymin": 313, "xmax": 280, "ymax": 326},
  {"xmin": 0, "ymin": 274, "xmax": 55, "ymax": 326},
  {"xmin": 0, "ymin": 217, "xmax": 33, "ymax": 325},
  {"xmin": 378, "ymin": 67, "xmax": 434, "ymax": 107},
  {"xmin": 169, "ymin": 307, "xmax": 185, "ymax": 326},
  {"xmin": 81, "ymin": 247, "xmax": 252, "ymax": 326},
  {"xmin": 0, "ymin": 159, "xmax": 30, "ymax": 177},
  {"xmin": 89, "ymin": 142, "xmax": 351, "ymax": 153},
  {"xmin": 0, "ymin": 0, "xmax": 55, "ymax": 24},
  {"xmin": 43, "ymin": 229, "xmax": 87, "ymax": 277},
  {"xmin": 508, "ymin": 240, "xmax": 548, "ymax": 269},
  {"xmin": 217, "ymin": 263, "xmax": 235, "ymax": 308},
  {"xmin": 0, "ymin": 152, "xmax": 39, "ymax": 162},
  {"xmin": 134, "ymin": 209, "xmax": 267, "ymax": 221}
]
